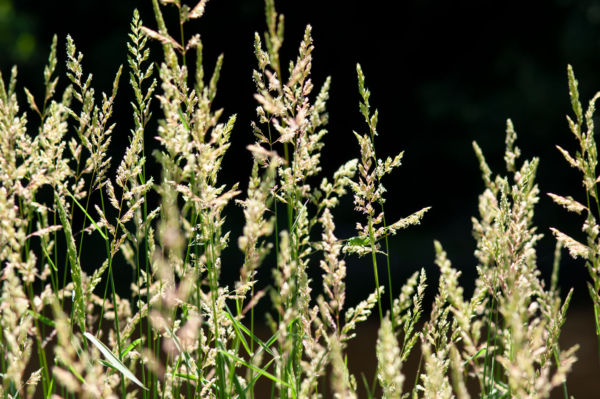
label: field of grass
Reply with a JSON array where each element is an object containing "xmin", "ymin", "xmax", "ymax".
[{"xmin": 1, "ymin": 0, "xmax": 600, "ymax": 398}]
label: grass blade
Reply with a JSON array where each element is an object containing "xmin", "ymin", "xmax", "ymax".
[
  {"xmin": 121, "ymin": 338, "xmax": 142, "ymax": 358},
  {"xmin": 463, "ymin": 347, "xmax": 487, "ymax": 367},
  {"xmin": 55, "ymin": 191, "xmax": 87, "ymax": 335},
  {"xmin": 84, "ymin": 332, "xmax": 148, "ymax": 390},
  {"xmin": 218, "ymin": 349, "xmax": 296, "ymax": 392},
  {"xmin": 61, "ymin": 185, "xmax": 108, "ymax": 241},
  {"xmin": 27, "ymin": 310, "xmax": 57, "ymax": 329},
  {"xmin": 223, "ymin": 305, "xmax": 252, "ymax": 356},
  {"xmin": 40, "ymin": 243, "xmax": 58, "ymax": 271},
  {"xmin": 216, "ymin": 341, "xmax": 247, "ymax": 399},
  {"xmin": 360, "ymin": 373, "xmax": 374, "ymax": 399},
  {"xmin": 99, "ymin": 359, "xmax": 118, "ymax": 371},
  {"xmin": 241, "ymin": 358, "xmax": 275, "ymax": 396},
  {"xmin": 159, "ymin": 318, "xmax": 199, "ymax": 380},
  {"xmin": 46, "ymin": 376, "xmax": 54, "ymax": 399},
  {"xmin": 224, "ymin": 304, "xmax": 277, "ymax": 357}
]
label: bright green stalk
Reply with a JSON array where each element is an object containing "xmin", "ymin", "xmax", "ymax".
[
  {"xmin": 135, "ymin": 242, "xmax": 147, "ymax": 399},
  {"xmin": 54, "ymin": 190, "xmax": 87, "ymax": 350},
  {"xmin": 482, "ymin": 295, "xmax": 493, "ymax": 393},
  {"xmin": 367, "ymin": 130, "xmax": 395, "ymax": 328},
  {"xmin": 76, "ymin": 171, "xmax": 96, "ymax": 261},
  {"xmin": 178, "ymin": 6, "xmax": 186, "ymax": 67},
  {"xmin": 368, "ymin": 217, "xmax": 383, "ymax": 322}
]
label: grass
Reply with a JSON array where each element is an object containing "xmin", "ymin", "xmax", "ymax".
[{"xmin": 0, "ymin": 0, "xmax": 595, "ymax": 398}]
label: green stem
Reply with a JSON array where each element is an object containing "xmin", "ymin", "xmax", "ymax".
[
  {"xmin": 96, "ymin": 190, "xmax": 112, "ymax": 334},
  {"xmin": 178, "ymin": 6, "xmax": 186, "ymax": 67},
  {"xmin": 552, "ymin": 347, "xmax": 568, "ymax": 399},
  {"xmin": 76, "ymin": 171, "xmax": 96, "ymax": 260},
  {"xmin": 368, "ymin": 217, "xmax": 383, "ymax": 322},
  {"xmin": 482, "ymin": 294, "xmax": 494, "ymax": 393},
  {"xmin": 584, "ymin": 190, "xmax": 600, "ymax": 368},
  {"xmin": 135, "ymin": 240, "xmax": 147, "ymax": 399}
]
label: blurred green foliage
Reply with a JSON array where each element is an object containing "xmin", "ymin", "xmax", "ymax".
[{"xmin": 0, "ymin": 0, "xmax": 36, "ymax": 63}]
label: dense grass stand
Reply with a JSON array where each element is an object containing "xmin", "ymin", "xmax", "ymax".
[{"xmin": 0, "ymin": 0, "xmax": 594, "ymax": 398}]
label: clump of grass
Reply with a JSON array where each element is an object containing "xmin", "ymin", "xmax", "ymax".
[{"xmin": 0, "ymin": 0, "xmax": 591, "ymax": 398}]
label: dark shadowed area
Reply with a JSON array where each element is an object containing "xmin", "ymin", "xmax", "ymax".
[{"xmin": 3, "ymin": 0, "xmax": 600, "ymax": 396}]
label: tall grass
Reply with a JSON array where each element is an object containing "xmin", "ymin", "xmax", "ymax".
[{"xmin": 0, "ymin": 0, "xmax": 591, "ymax": 398}]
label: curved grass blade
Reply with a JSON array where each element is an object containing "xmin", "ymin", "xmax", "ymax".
[
  {"xmin": 463, "ymin": 347, "xmax": 487, "ymax": 367},
  {"xmin": 84, "ymin": 332, "xmax": 148, "ymax": 390},
  {"xmin": 360, "ymin": 373, "xmax": 375, "ymax": 399},
  {"xmin": 219, "ymin": 348, "xmax": 247, "ymax": 399},
  {"xmin": 46, "ymin": 376, "xmax": 54, "ymax": 399},
  {"xmin": 160, "ymin": 318, "xmax": 199, "ymax": 381},
  {"xmin": 121, "ymin": 338, "xmax": 142, "ymax": 358},
  {"xmin": 223, "ymin": 305, "xmax": 251, "ymax": 356},
  {"xmin": 224, "ymin": 304, "xmax": 276, "ymax": 357},
  {"xmin": 40, "ymin": 243, "xmax": 58, "ymax": 271},
  {"xmin": 65, "ymin": 363, "xmax": 85, "ymax": 385},
  {"xmin": 55, "ymin": 191, "xmax": 87, "ymax": 335},
  {"xmin": 218, "ymin": 349, "xmax": 295, "ymax": 393},
  {"xmin": 241, "ymin": 358, "xmax": 275, "ymax": 396},
  {"xmin": 61, "ymin": 185, "xmax": 108, "ymax": 241},
  {"xmin": 171, "ymin": 373, "xmax": 211, "ymax": 385},
  {"xmin": 27, "ymin": 310, "xmax": 57, "ymax": 329},
  {"xmin": 99, "ymin": 359, "xmax": 118, "ymax": 371}
]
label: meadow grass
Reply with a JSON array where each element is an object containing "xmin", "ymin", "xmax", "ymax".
[{"xmin": 0, "ymin": 0, "xmax": 594, "ymax": 398}]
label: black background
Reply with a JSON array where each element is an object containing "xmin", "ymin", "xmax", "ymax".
[{"xmin": 3, "ymin": 0, "xmax": 600, "ymax": 395}]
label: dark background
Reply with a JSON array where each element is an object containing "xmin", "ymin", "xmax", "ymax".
[{"xmin": 3, "ymin": 0, "xmax": 600, "ymax": 396}]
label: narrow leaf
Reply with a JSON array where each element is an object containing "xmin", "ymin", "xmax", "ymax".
[
  {"xmin": 224, "ymin": 304, "xmax": 276, "ymax": 357},
  {"xmin": 241, "ymin": 359, "xmax": 275, "ymax": 396},
  {"xmin": 463, "ymin": 347, "xmax": 487, "ymax": 367},
  {"xmin": 98, "ymin": 359, "xmax": 118, "ymax": 371},
  {"xmin": 121, "ymin": 338, "xmax": 142, "ymax": 358},
  {"xmin": 216, "ymin": 341, "xmax": 247, "ymax": 399},
  {"xmin": 55, "ymin": 191, "xmax": 87, "ymax": 334},
  {"xmin": 46, "ymin": 376, "xmax": 54, "ymax": 399},
  {"xmin": 62, "ymin": 187, "xmax": 108, "ymax": 241},
  {"xmin": 84, "ymin": 332, "xmax": 148, "ymax": 390},
  {"xmin": 361, "ymin": 373, "xmax": 375, "ymax": 399},
  {"xmin": 27, "ymin": 310, "xmax": 57, "ymax": 328},
  {"xmin": 218, "ymin": 350, "xmax": 295, "ymax": 392},
  {"xmin": 223, "ymin": 305, "xmax": 251, "ymax": 356}
]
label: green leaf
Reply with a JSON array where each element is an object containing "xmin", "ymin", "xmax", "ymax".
[
  {"xmin": 27, "ymin": 310, "xmax": 57, "ymax": 328},
  {"xmin": 98, "ymin": 359, "xmax": 117, "ymax": 371},
  {"xmin": 121, "ymin": 338, "xmax": 142, "ymax": 358},
  {"xmin": 241, "ymin": 358, "xmax": 275, "ymax": 396},
  {"xmin": 173, "ymin": 372, "xmax": 197, "ymax": 381},
  {"xmin": 218, "ymin": 349, "xmax": 296, "ymax": 393},
  {"xmin": 40, "ymin": 242, "xmax": 57, "ymax": 271},
  {"xmin": 223, "ymin": 305, "xmax": 252, "ymax": 356},
  {"xmin": 84, "ymin": 332, "xmax": 148, "ymax": 390},
  {"xmin": 68, "ymin": 364, "xmax": 85, "ymax": 385},
  {"xmin": 55, "ymin": 191, "xmax": 87, "ymax": 335},
  {"xmin": 224, "ymin": 304, "xmax": 276, "ymax": 357},
  {"xmin": 178, "ymin": 107, "xmax": 190, "ymax": 131},
  {"xmin": 216, "ymin": 341, "xmax": 247, "ymax": 399},
  {"xmin": 216, "ymin": 344, "xmax": 227, "ymax": 399},
  {"xmin": 463, "ymin": 347, "xmax": 487, "ymax": 367},
  {"xmin": 159, "ymin": 318, "xmax": 199, "ymax": 381},
  {"xmin": 360, "ymin": 373, "xmax": 374, "ymax": 399},
  {"xmin": 169, "ymin": 373, "xmax": 215, "ymax": 390},
  {"xmin": 46, "ymin": 376, "xmax": 54, "ymax": 399},
  {"xmin": 61, "ymin": 186, "xmax": 108, "ymax": 241}
]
